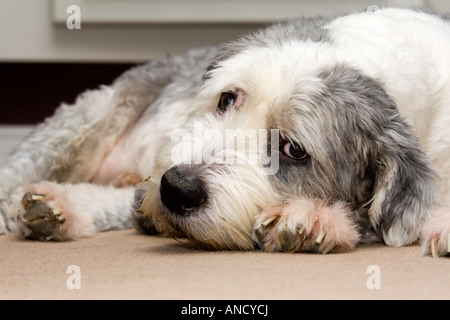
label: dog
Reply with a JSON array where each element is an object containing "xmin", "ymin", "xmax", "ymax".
[{"xmin": 0, "ymin": 7, "xmax": 449, "ymax": 257}]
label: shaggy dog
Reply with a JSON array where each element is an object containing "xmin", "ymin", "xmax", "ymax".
[{"xmin": 0, "ymin": 8, "xmax": 449, "ymax": 257}]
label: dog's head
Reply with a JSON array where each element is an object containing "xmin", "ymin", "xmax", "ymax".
[{"xmin": 140, "ymin": 27, "xmax": 436, "ymax": 250}]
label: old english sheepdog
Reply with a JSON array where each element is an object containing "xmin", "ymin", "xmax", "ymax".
[{"xmin": 1, "ymin": 8, "xmax": 449, "ymax": 257}]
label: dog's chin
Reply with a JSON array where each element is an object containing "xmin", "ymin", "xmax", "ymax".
[
  {"xmin": 166, "ymin": 208, "xmax": 257, "ymax": 251},
  {"xmin": 162, "ymin": 205, "xmax": 258, "ymax": 251},
  {"xmin": 139, "ymin": 180, "xmax": 258, "ymax": 250}
]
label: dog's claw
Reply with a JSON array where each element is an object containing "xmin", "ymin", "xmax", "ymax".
[
  {"xmin": 430, "ymin": 238, "xmax": 439, "ymax": 258},
  {"xmin": 31, "ymin": 194, "xmax": 45, "ymax": 201},
  {"xmin": 297, "ymin": 225, "xmax": 306, "ymax": 237},
  {"xmin": 53, "ymin": 209, "xmax": 66, "ymax": 223},
  {"xmin": 261, "ymin": 216, "xmax": 277, "ymax": 227},
  {"xmin": 447, "ymin": 233, "xmax": 450, "ymax": 255},
  {"xmin": 255, "ymin": 216, "xmax": 277, "ymax": 248},
  {"xmin": 428, "ymin": 234, "xmax": 450, "ymax": 258},
  {"xmin": 314, "ymin": 230, "xmax": 326, "ymax": 245}
]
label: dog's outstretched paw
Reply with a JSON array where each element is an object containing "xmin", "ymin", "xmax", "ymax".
[
  {"xmin": 18, "ymin": 192, "xmax": 66, "ymax": 240},
  {"xmin": 421, "ymin": 206, "xmax": 450, "ymax": 258},
  {"xmin": 253, "ymin": 198, "xmax": 360, "ymax": 254},
  {"xmin": 14, "ymin": 182, "xmax": 94, "ymax": 241}
]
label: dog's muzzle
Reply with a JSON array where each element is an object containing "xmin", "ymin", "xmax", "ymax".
[{"xmin": 159, "ymin": 165, "xmax": 207, "ymax": 216}]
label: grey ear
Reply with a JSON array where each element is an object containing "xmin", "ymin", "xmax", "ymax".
[
  {"xmin": 311, "ymin": 64, "xmax": 437, "ymax": 247},
  {"xmin": 368, "ymin": 117, "xmax": 437, "ymax": 247}
]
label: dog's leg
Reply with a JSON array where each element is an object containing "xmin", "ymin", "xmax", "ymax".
[
  {"xmin": 12, "ymin": 181, "xmax": 140, "ymax": 241},
  {"xmin": 0, "ymin": 54, "xmax": 192, "ymax": 235},
  {"xmin": 0, "ymin": 86, "xmax": 147, "ymax": 234},
  {"xmin": 253, "ymin": 197, "xmax": 361, "ymax": 254}
]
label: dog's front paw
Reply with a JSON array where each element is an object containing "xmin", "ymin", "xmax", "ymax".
[
  {"xmin": 18, "ymin": 192, "xmax": 66, "ymax": 240},
  {"xmin": 421, "ymin": 206, "xmax": 450, "ymax": 258},
  {"xmin": 253, "ymin": 198, "xmax": 360, "ymax": 254},
  {"xmin": 15, "ymin": 182, "xmax": 93, "ymax": 241}
]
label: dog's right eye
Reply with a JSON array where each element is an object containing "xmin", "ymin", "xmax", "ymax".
[
  {"xmin": 218, "ymin": 92, "xmax": 235, "ymax": 112},
  {"xmin": 280, "ymin": 141, "xmax": 308, "ymax": 161}
]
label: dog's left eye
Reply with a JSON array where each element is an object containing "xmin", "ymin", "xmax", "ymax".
[
  {"xmin": 218, "ymin": 92, "xmax": 235, "ymax": 112},
  {"xmin": 281, "ymin": 142, "xmax": 308, "ymax": 161}
]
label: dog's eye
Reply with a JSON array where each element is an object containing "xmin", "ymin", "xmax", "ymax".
[
  {"xmin": 218, "ymin": 92, "xmax": 235, "ymax": 112},
  {"xmin": 281, "ymin": 142, "xmax": 308, "ymax": 160}
]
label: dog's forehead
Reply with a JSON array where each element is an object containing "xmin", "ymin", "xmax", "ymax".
[
  {"xmin": 201, "ymin": 40, "xmax": 396, "ymax": 156},
  {"xmin": 200, "ymin": 44, "xmax": 337, "ymax": 146},
  {"xmin": 203, "ymin": 41, "xmax": 334, "ymax": 102}
]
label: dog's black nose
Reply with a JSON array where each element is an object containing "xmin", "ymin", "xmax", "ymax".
[{"xmin": 160, "ymin": 165, "xmax": 207, "ymax": 215}]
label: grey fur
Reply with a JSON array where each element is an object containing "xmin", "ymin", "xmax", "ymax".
[
  {"xmin": 268, "ymin": 64, "xmax": 437, "ymax": 244},
  {"xmin": 203, "ymin": 16, "xmax": 333, "ymax": 81}
]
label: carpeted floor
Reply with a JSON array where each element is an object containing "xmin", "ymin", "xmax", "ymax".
[{"xmin": 0, "ymin": 229, "xmax": 448, "ymax": 300}]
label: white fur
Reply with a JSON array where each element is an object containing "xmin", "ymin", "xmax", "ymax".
[
  {"xmin": 195, "ymin": 9, "xmax": 450, "ymax": 249},
  {"xmin": 87, "ymin": 9, "xmax": 450, "ymax": 210},
  {"xmin": 1, "ymin": 8, "xmax": 449, "ymax": 255}
]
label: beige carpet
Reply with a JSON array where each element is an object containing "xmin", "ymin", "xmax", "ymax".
[{"xmin": 0, "ymin": 229, "xmax": 449, "ymax": 300}]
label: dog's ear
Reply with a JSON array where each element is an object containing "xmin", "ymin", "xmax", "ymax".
[
  {"xmin": 368, "ymin": 117, "xmax": 437, "ymax": 246},
  {"xmin": 316, "ymin": 65, "xmax": 436, "ymax": 247}
]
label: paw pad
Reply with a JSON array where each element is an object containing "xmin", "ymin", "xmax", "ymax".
[{"xmin": 19, "ymin": 192, "xmax": 65, "ymax": 240}]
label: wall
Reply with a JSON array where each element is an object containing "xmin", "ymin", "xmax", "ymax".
[
  {"xmin": 0, "ymin": 0, "xmax": 259, "ymax": 63},
  {"xmin": 1, "ymin": 0, "xmax": 449, "ymax": 63}
]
